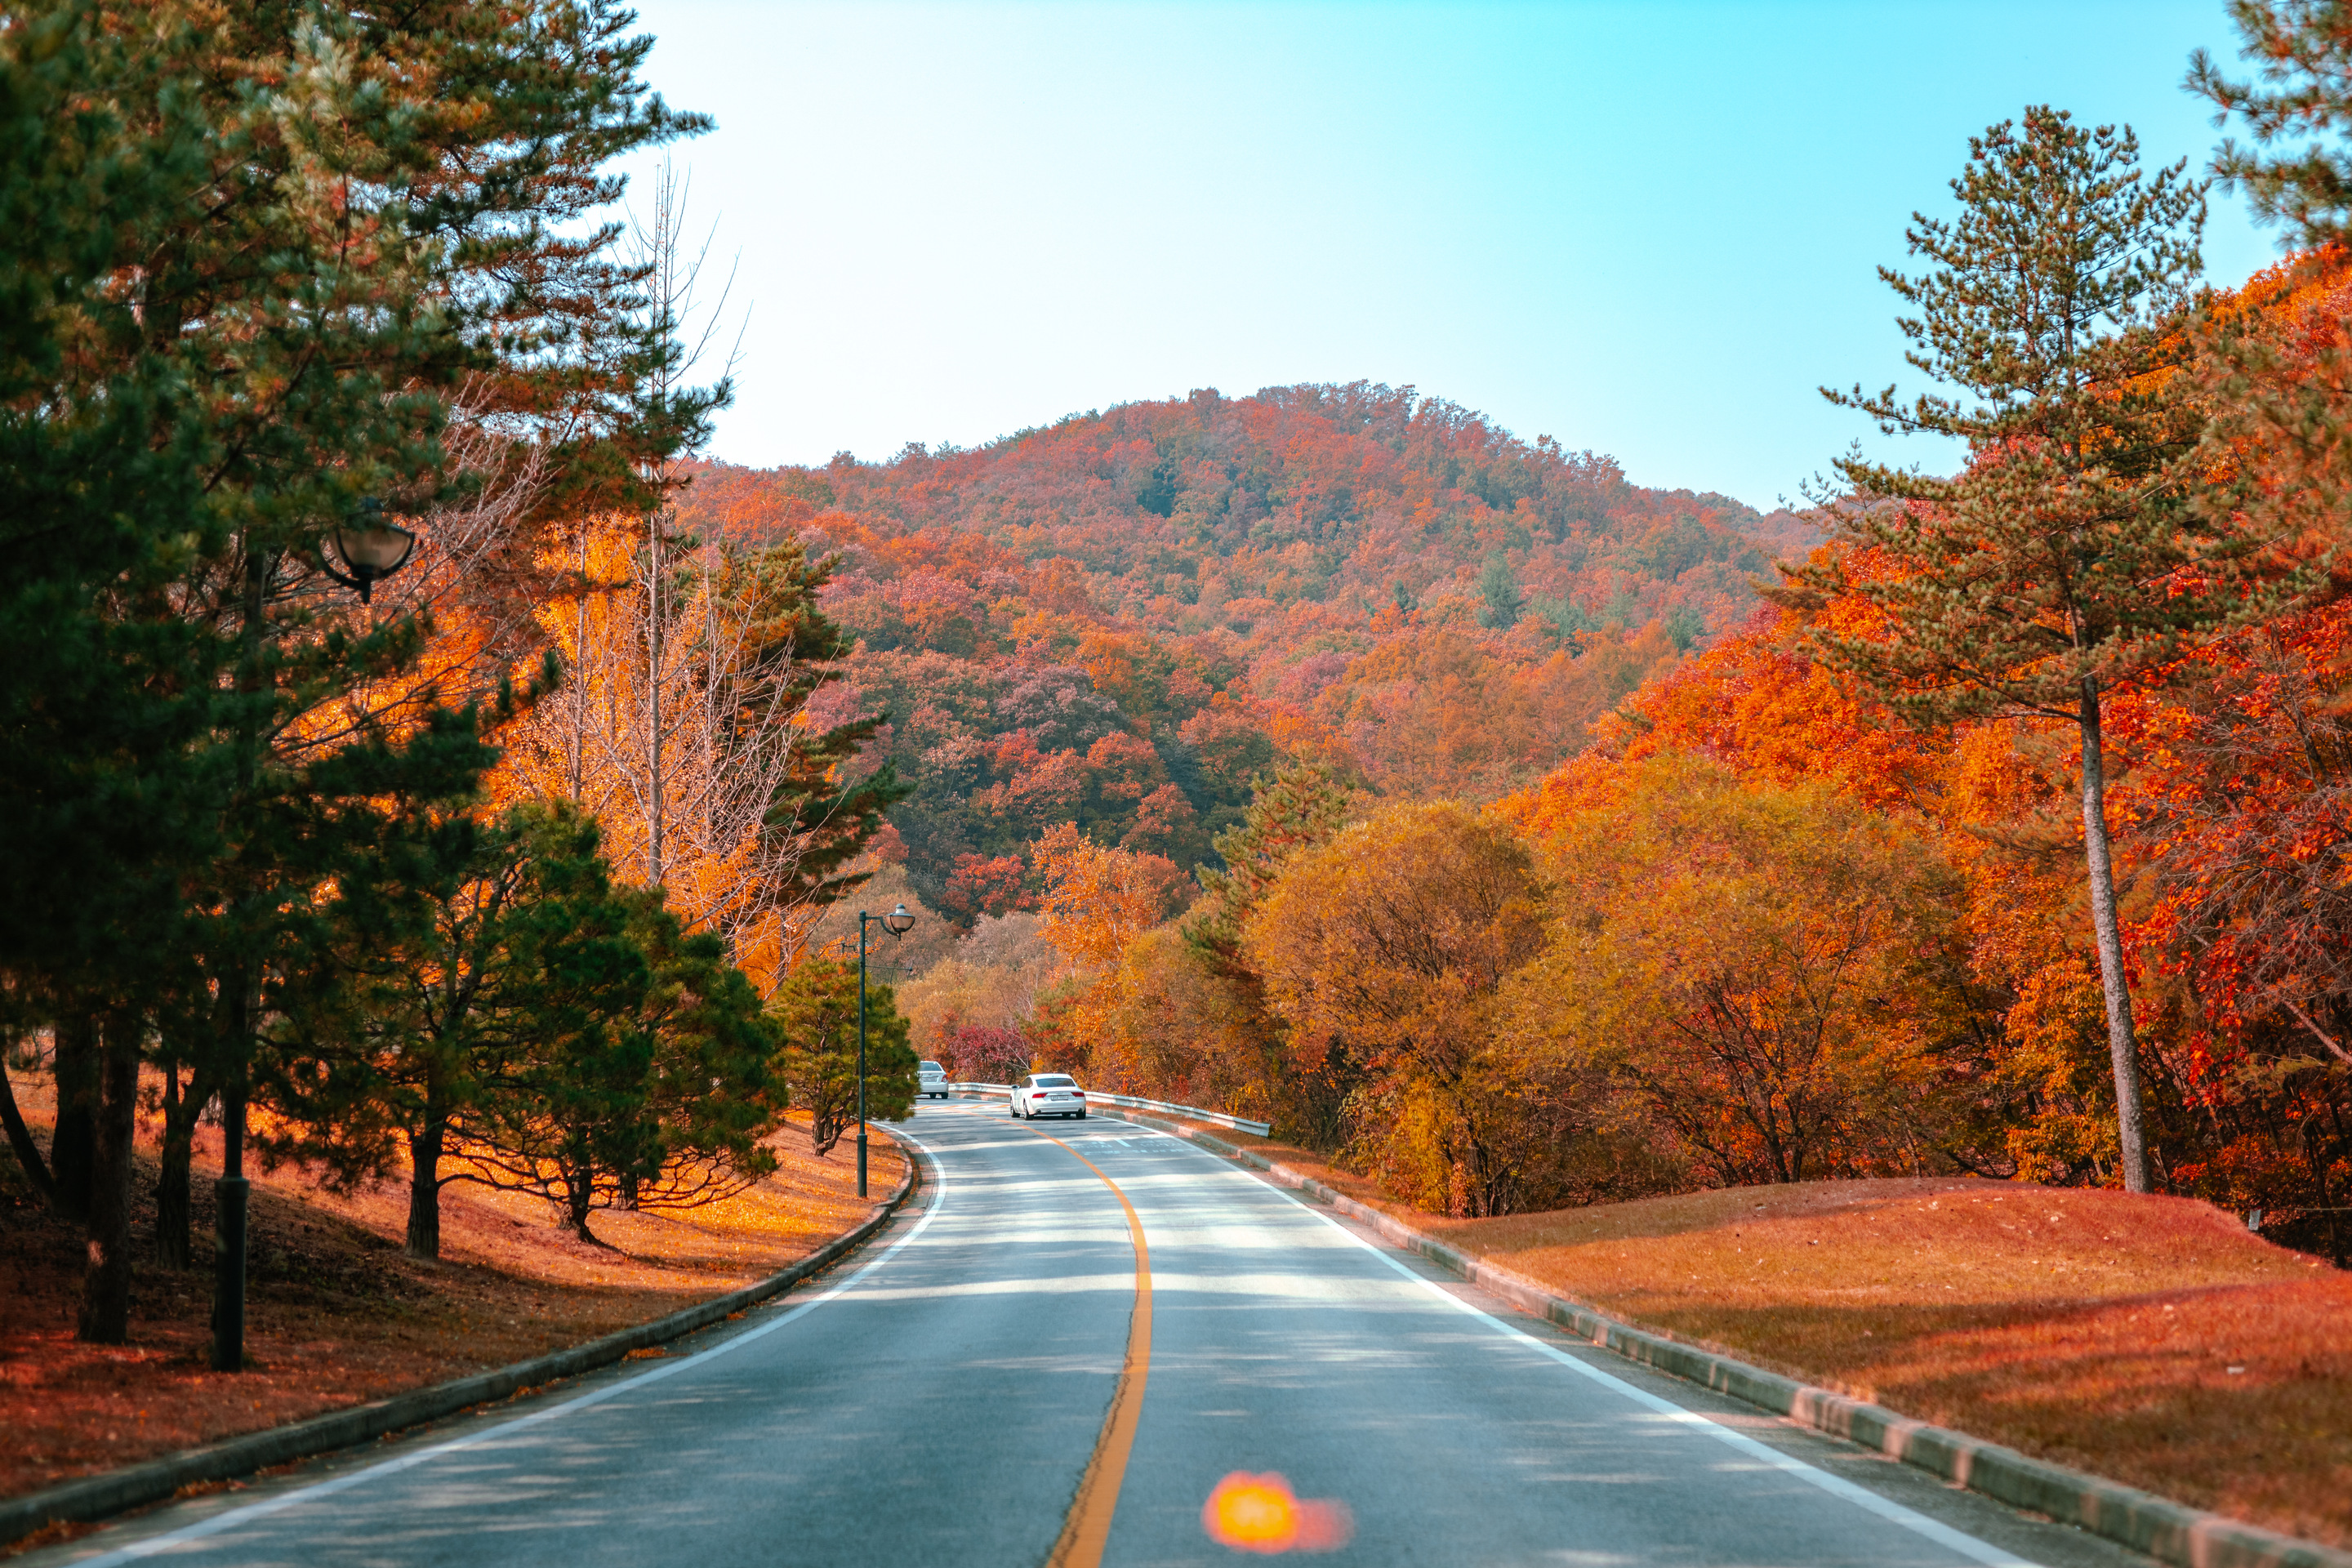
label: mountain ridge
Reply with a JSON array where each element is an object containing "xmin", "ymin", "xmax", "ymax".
[{"xmin": 672, "ymin": 381, "xmax": 1819, "ymax": 913}]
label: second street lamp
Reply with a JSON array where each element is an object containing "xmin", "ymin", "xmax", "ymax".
[{"xmin": 857, "ymin": 903, "xmax": 916, "ymax": 1196}]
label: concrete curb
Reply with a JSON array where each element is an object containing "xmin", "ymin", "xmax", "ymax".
[
  {"xmin": 1096, "ymin": 1105, "xmax": 2352, "ymax": 1568},
  {"xmin": 0, "ymin": 1140, "xmax": 920, "ymax": 1552}
]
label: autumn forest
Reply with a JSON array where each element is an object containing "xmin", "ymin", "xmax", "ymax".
[{"xmin": 11, "ymin": 0, "xmax": 2352, "ymax": 1373}]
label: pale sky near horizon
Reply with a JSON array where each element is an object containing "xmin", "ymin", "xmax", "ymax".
[{"xmin": 612, "ymin": 2, "xmax": 2291, "ymax": 510}]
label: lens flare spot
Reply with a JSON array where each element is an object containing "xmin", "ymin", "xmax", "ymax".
[{"xmin": 1202, "ymin": 1471, "xmax": 1353, "ymax": 1554}]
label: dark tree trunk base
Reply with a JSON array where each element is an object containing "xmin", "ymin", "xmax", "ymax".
[
  {"xmin": 155, "ymin": 1066, "xmax": 199, "ymax": 1270},
  {"xmin": 51, "ymin": 1014, "xmax": 100, "ymax": 1222},
  {"xmin": 77, "ymin": 1022, "xmax": 139, "ymax": 1343},
  {"xmin": 156, "ymin": 1147, "xmax": 193, "ymax": 1271},
  {"xmin": 405, "ymin": 1119, "xmax": 445, "ymax": 1260},
  {"xmin": 0, "ymin": 1054, "xmax": 55, "ymax": 1202}
]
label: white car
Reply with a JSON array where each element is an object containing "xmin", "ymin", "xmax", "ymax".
[
  {"xmin": 917, "ymin": 1060, "xmax": 948, "ymax": 1100},
  {"xmin": 1009, "ymin": 1072, "xmax": 1088, "ymax": 1120}
]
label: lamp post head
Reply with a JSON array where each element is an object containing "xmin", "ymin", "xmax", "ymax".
[
  {"xmin": 328, "ymin": 497, "xmax": 417, "ymax": 604},
  {"xmin": 882, "ymin": 903, "xmax": 915, "ymax": 937}
]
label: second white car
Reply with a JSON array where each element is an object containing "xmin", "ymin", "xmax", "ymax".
[{"xmin": 1009, "ymin": 1073, "xmax": 1087, "ymax": 1120}]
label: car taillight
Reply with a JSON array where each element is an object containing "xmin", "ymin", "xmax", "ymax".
[{"xmin": 1071, "ymin": 1092, "xmax": 1085, "ymax": 1098}]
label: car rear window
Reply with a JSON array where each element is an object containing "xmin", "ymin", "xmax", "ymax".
[
  {"xmin": 919, "ymin": 1061, "xmax": 942, "ymax": 1071},
  {"xmin": 1032, "ymin": 1075, "xmax": 1076, "ymax": 1088}
]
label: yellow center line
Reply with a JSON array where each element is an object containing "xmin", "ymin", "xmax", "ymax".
[{"xmin": 1033, "ymin": 1127, "xmax": 1152, "ymax": 1568}]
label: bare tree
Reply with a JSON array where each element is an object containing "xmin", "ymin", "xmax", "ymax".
[{"xmin": 499, "ymin": 164, "xmax": 898, "ymax": 982}]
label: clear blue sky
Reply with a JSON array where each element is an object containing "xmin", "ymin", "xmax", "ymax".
[{"xmin": 615, "ymin": 1, "xmax": 2287, "ymax": 510}]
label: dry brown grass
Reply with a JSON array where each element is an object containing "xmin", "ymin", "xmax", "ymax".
[
  {"xmin": 1, "ymin": 1071, "xmax": 905, "ymax": 1508},
  {"xmin": 1423, "ymin": 1178, "xmax": 2352, "ymax": 1550}
]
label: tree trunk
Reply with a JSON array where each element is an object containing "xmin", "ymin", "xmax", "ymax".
[
  {"xmin": 406, "ymin": 1109, "xmax": 447, "ymax": 1260},
  {"xmin": 2080, "ymin": 680, "xmax": 2153, "ymax": 1193},
  {"xmin": 78, "ymin": 1019, "xmax": 140, "ymax": 1343},
  {"xmin": 566, "ymin": 1158, "xmax": 600, "ymax": 1243},
  {"xmin": 154, "ymin": 1062, "xmax": 212, "ymax": 1270},
  {"xmin": 0, "ymin": 1043, "xmax": 56, "ymax": 1203},
  {"xmin": 155, "ymin": 1081, "xmax": 190, "ymax": 1268},
  {"xmin": 646, "ymin": 506, "xmax": 666, "ymax": 889},
  {"xmin": 51, "ymin": 1013, "xmax": 100, "ymax": 1220}
]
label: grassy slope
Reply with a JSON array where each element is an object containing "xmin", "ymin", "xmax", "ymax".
[
  {"xmin": 1126, "ymin": 1114, "xmax": 2352, "ymax": 1551},
  {"xmin": 1, "ymin": 1072, "xmax": 905, "ymax": 1508},
  {"xmin": 1445, "ymin": 1179, "xmax": 2352, "ymax": 1550}
]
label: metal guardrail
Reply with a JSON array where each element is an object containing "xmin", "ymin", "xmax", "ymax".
[{"xmin": 949, "ymin": 1081, "xmax": 1272, "ymax": 1138}]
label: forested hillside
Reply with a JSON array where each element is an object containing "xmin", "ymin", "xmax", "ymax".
[{"xmin": 671, "ymin": 383, "xmax": 1815, "ymax": 913}]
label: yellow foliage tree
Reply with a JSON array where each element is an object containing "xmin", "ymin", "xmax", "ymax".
[
  {"xmin": 1506, "ymin": 753, "xmax": 1976, "ymax": 1186},
  {"xmin": 1244, "ymin": 801, "xmax": 1549, "ymax": 1215}
]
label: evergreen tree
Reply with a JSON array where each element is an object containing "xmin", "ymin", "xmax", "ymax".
[
  {"xmin": 1780, "ymin": 107, "xmax": 2305, "ymax": 1192},
  {"xmin": 263, "ymin": 774, "xmax": 539, "ymax": 1261},
  {"xmin": 736, "ymin": 541, "xmax": 914, "ymax": 921},
  {"xmin": 414, "ymin": 808, "xmax": 783, "ymax": 1241},
  {"xmin": 616, "ymin": 883, "xmax": 783, "ymax": 1208},
  {"xmin": 1477, "ymin": 554, "xmax": 1524, "ymax": 629},
  {"xmin": 2192, "ymin": 2, "xmax": 2352, "ymax": 246},
  {"xmin": 460, "ymin": 809, "xmax": 657, "ymax": 1241},
  {"xmin": 2, "ymin": 0, "xmax": 717, "ymax": 1343},
  {"xmin": 772, "ymin": 958, "xmax": 915, "ymax": 1158},
  {"xmin": 0, "ymin": 8, "xmax": 243, "ymax": 1339},
  {"xmin": 2184, "ymin": 4, "xmax": 2352, "ymax": 655},
  {"xmin": 1185, "ymin": 762, "xmax": 1359, "ymax": 969}
]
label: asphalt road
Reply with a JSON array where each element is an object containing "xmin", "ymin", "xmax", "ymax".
[{"xmin": 30, "ymin": 1102, "xmax": 2161, "ymax": 1567}]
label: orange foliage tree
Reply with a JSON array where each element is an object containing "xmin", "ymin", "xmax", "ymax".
[
  {"xmin": 1505, "ymin": 754, "xmax": 1979, "ymax": 1187},
  {"xmin": 495, "ymin": 519, "xmax": 900, "ymax": 991},
  {"xmin": 1025, "ymin": 822, "xmax": 1194, "ymax": 1088}
]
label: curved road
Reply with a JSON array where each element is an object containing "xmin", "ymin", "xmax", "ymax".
[{"xmin": 33, "ymin": 1102, "xmax": 2157, "ymax": 1567}]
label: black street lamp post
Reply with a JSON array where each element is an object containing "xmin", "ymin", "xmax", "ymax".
[
  {"xmin": 213, "ymin": 501, "xmax": 416, "ymax": 1373},
  {"xmin": 857, "ymin": 904, "xmax": 915, "ymax": 1197}
]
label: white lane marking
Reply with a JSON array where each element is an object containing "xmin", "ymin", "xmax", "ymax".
[
  {"xmin": 63, "ymin": 1132, "xmax": 952, "ymax": 1566},
  {"xmin": 842, "ymin": 1268, "xmax": 1441, "ymax": 1304},
  {"xmin": 1223, "ymin": 1159, "xmax": 2042, "ymax": 1568}
]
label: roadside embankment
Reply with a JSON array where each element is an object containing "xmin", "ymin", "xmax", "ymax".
[
  {"xmin": 1, "ymin": 1071, "xmax": 906, "ymax": 1508},
  {"xmin": 1423, "ymin": 1178, "xmax": 2352, "ymax": 1550}
]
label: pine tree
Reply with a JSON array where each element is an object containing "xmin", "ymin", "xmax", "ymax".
[
  {"xmin": 1780, "ymin": 107, "xmax": 2307, "ymax": 1192},
  {"xmin": 263, "ymin": 767, "xmax": 541, "ymax": 1261},
  {"xmin": 2192, "ymin": 2, "xmax": 2352, "ymax": 246},
  {"xmin": 772, "ymin": 958, "xmax": 915, "ymax": 1158},
  {"xmin": 1477, "ymin": 554, "xmax": 1524, "ymax": 629},
  {"xmin": 1178, "ymin": 763, "xmax": 1359, "ymax": 1145},
  {"xmin": 376, "ymin": 807, "xmax": 785, "ymax": 1241},
  {"xmin": 1184, "ymin": 761, "xmax": 1358, "ymax": 969},
  {"xmin": 0, "ymin": 8, "xmax": 246, "ymax": 1336},
  {"xmin": 457, "ymin": 808, "xmax": 657, "ymax": 1241},
  {"xmin": 2, "ymin": 0, "xmax": 717, "ymax": 1343},
  {"xmin": 615, "ymin": 884, "xmax": 782, "ymax": 1209}
]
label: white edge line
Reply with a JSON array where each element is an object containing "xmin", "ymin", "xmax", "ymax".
[
  {"xmin": 1169, "ymin": 1134, "xmax": 2046, "ymax": 1568},
  {"xmin": 63, "ymin": 1134, "xmax": 947, "ymax": 1567}
]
